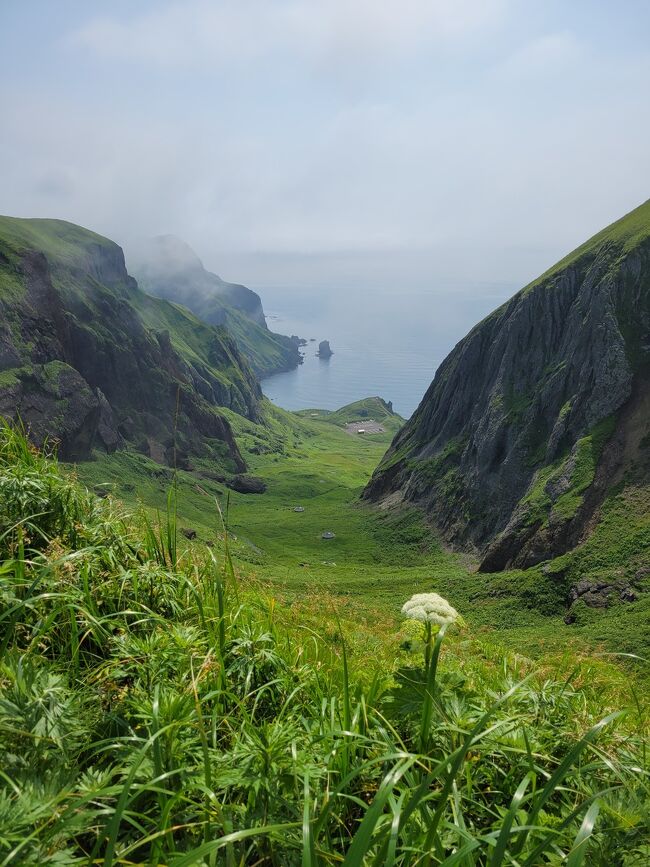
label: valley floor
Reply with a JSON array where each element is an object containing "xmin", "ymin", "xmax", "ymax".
[{"xmin": 73, "ymin": 397, "xmax": 650, "ymax": 677}]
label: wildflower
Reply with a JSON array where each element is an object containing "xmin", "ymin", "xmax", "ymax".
[{"xmin": 401, "ymin": 592, "xmax": 459, "ymax": 627}]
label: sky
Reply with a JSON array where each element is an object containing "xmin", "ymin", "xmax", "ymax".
[{"xmin": 1, "ymin": 0, "xmax": 649, "ymax": 292}]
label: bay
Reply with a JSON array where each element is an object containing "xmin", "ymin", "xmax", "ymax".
[{"xmin": 259, "ymin": 282, "xmax": 514, "ymax": 419}]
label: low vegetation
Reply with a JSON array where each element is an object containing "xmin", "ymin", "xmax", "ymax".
[{"xmin": 1, "ymin": 422, "xmax": 649, "ymax": 864}]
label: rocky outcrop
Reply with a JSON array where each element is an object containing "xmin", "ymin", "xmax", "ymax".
[
  {"xmin": 364, "ymin": 199, "xmax": 650, "ymax": 570},
  {"xmin": 317, "ymin": 340, "xmax": 333, "ymax": 358},
  {"xmin": 226, "ymin": 474, "xmax": 267, "ymax": 494},
  {"xmin": 0, "ymin": 216, "xmax": 258, "ymax": 469},
  {"xmin": 0, "ymin": 363, "xmax": 102, "ymax": 461}
]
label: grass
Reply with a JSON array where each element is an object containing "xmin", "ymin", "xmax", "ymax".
[
  {"xmin": 519, "ymin": 197, "xmax": 650, "ymax": 299},
  {"xmin": 295, "ymin": 396, "xmax": 405, "ymax": 430},
  {"xmin": 0, "ymin": 215, "xmax": 116, "ymax": 294},
  {"xmin": 1, "ymin": 421, "xmax": 649, "ymax": 864}
]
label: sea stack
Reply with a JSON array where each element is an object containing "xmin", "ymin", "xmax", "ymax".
[{"xmin": 317, "ymin": 340, "xmax": 333, "ymax": 358}]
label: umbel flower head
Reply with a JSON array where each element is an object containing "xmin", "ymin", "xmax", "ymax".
[{"xmin": 401, "ymin": 592, "xmax": 459, "ymax": 626}]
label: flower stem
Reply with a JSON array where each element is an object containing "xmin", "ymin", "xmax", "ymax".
[
  {"xmin": 424, "ymin": 621, "xmax": 432, "ymax": 670},
  {"xmin": 419, "ymin": 623, "xmax": 447, "ymax": 754}
]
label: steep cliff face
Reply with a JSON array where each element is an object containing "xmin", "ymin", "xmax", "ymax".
[
  {"xmin": 0, "ymin": 217, "xmax": 260, "ymax": 468},
  {"xmin": 364, "ymin": 199, "xmax": 650, "ymax": 570},
  {"xmin": 129, "ymin": 235, "xmax": 301, "ymax": 377}
]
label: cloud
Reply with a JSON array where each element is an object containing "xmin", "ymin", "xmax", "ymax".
[
  {"xmin": 495, "ymin": 31, "xmax": 583, "ymax": 80},
  {"xmin": 68, "ymin": 0, "xmax": 506, "ymax": 70},
  {"xmin": 1, "ymin": 0, "xmax": 648, "ymax": 293},
  {"xmin": 32, "ymin": 169, "xmax": 76, "ymax": 200}
]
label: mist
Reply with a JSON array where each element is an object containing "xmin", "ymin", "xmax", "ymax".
[{"xmin": 2, "ymin": 0, "xmax": 649, "ymax": 302}]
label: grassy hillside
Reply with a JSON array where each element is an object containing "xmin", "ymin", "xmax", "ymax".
[
  {"xmin": 130, "ymin": 235, "xmax": 301, "ymax": 379},
  {"xmin": 0, "ymin": 215, "xmax": 115, "ymax": 271},
  {"xmin": 217, "ymin": 305, "xmax": 303, "ymax": 378},
  {"xmin": 295, "ymin": 396, "xmax": 404, "ymax": 432},
  {"xmin": 524, "ymin": 197, "xmax": 650, "ymax": 293},
  {"xmin": 0, "ymin": 215, "xmax": 261, "ymax": 468},
  {"xmin": 1, "ymin": 422, "xmax": 648, "ymax": 864}
]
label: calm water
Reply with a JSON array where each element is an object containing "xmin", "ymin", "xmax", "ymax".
[{"xmin": 259, "ymin": 283, "xmax": 513, "ymax": 419}]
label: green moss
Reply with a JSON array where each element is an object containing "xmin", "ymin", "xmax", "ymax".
[
  {"xmin": 0, "ymin": 367, "xmax": 23, "ymax": 388},
  {"xmin": 503, "ymin": 386, "xmax": 533, "ymax": 424},
  {"xmin": 408, "ymin": 435, "xmax": 467, "ymax": 483},
  {"xmin": 551, "ymin": 491, "xmax": 582, "ymax": 521},
  {"xmin": 522, "ymin": 414, "xmax": 617, "ymax": 525},
  {"xmin": 522, "ymin": 463, "xmax": 556, "ymax": 527},
  {"xmin": 552, "ymin": 438, "xmax": 593, "ymax": 520},
  {"xmin": 39, "ymin": 359, "xmax": 72, "ymax": 387},
  {"xmin": 593, "ymin": 413, "xmax": 616, "ymax": 451},
  {"xmin": 489, "ymin": 392, "xmax": 504, "ymax": 411}
]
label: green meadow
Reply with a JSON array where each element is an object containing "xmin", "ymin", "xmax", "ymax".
[{"xmin": 73, "ymin": 397, "xmax": 650, "ymax": 667}]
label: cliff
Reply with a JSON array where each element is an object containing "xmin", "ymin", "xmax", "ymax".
[
  {"xmin": 364, "ymin": 199, "xmax": 650, "ymax": 571},
  {"xmin": 0, "ymin": 216, "xmax": 261, "ymax": 469},
  {"xmin": 129, "ymin": 235, "xmax": 301, "ymax": 377}
]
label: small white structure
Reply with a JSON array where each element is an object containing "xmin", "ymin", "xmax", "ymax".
[
  {"xmin": 294, "ymin": 506, "xmax": 305, "ymax": 513},
  {"xmin": 321, "ymin": 531, "xmax": 336, "ymax": 540},
  {"xmin": 357, "ymin": 428, "xmax": 366, "ymax": 434}
]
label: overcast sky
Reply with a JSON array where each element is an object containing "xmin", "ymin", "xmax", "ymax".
[{"xmin": 1, "ymin": 0, "xmax": 649, "ymax": 290}]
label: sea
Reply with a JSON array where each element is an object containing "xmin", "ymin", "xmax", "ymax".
[{"xmin": 259, "ymin": 282, "xmax": 515, "ymax": 419}]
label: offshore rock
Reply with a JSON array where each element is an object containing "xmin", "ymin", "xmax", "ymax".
[{"xmin": 317, "ymin": 340, "xmax": 333, "ymax": 358}]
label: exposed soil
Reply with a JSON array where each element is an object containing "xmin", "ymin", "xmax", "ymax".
[{"xmin": 345, "ymin": 420, "xmax": 385, "ymax": 435}]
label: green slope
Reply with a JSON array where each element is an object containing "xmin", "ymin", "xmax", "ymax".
[
  {"xmin": 0, "ymin": 215, "xmax": 261, "ymax": 468},
  {"xmin": 525, "ymin": 196, "xmax": 650, "ymax": 291},
  {"xmin": 130, "ymin": 235, "xmax": 301, "ymax": 378}
]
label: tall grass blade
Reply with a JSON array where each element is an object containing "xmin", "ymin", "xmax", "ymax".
[{"xmin": 566, "ymin": 800, "xmax": 601, "ymax": 867}]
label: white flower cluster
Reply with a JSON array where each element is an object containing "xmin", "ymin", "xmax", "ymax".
[{"xmin": 401, "ymin": 592, "xmax": 459, "ymax": 626}]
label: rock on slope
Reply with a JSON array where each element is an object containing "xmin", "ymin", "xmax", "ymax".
[
  {"xmin": 0, "ymin": 216, "xmax": 261, "ymax": 468},
  {"xmin": 364, "ymin": 199, "xmax": 650, "ymax": 571},
  {"xmin": 129, "ymin": 235, "xmax": 301, "ymax": 378}
]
